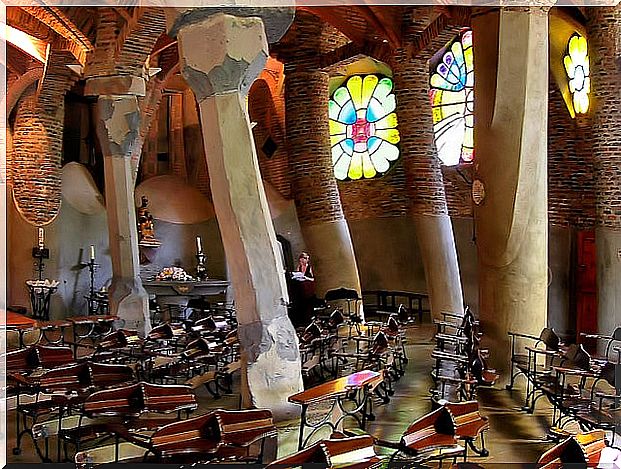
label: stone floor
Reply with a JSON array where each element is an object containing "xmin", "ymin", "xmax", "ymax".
[{"xmin": 6, "ymin": 321, "xmax": 582, "ymax": 465}]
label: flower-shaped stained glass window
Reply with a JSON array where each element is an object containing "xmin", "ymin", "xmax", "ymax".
[
  {"xmin": 564, "ymin": 33, "xmax": 590, "ymax": 115},
  {"xmin": 429, "ymin": 29, "xmax": 474, "ymax": 167},
  {"xmin": 329, "ymin": 75, "xmax": 400, "ymax": 181}
]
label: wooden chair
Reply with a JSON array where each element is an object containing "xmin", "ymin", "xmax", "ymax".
[{"xmin": 442, "ymin": 400, "xmax": 489, "ymax": 459}]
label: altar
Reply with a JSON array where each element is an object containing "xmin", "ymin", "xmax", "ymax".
[{"xmin": 143, "ymin": 279, "xmax": 229, "ymax": 304}]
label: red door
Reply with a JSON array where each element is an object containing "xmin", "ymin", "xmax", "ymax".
[{"xmin": 576, "ymin": 230, "xmax": 597, "ymax": 353}]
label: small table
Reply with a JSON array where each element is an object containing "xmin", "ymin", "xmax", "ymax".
[
  {"xmin": 288, "ymin": 370, "xmax": 383, "ymax": 450},
  {"xmin": 4, "ymin": 312, "xmax": 38, "ymax": 349}
]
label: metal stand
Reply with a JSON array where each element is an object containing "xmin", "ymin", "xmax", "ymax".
[
  {"xmin": 196, "ymin": 253, "xmax": 208, "ymax": 280},
  {"xmin": 32, "ymin": 247, "xmax": 49, "ymax": 281},
  {"xmin": 26, "ymin": 283, "xmax": 57, "ymax": 321}
]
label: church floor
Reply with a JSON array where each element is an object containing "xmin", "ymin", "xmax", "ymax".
[{"xmin": 6, "ymin": 322, "xmax": 571, "ymax": 465}]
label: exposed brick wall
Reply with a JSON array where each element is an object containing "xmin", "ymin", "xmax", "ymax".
[
  {"xmin": 442, "ymin": 166, "xmax": 474, "ymax": 218},
  {"xmin": 84, "ymin": 8, "xmax": 119, "ymax": 78},
  {"xmin": 587, "ymin": 7, "xmax": 621, "ymax": 230},
  {"xmin": 12, "ymin": 50, "xmax": 78, "ymax": 226},
  {"xmin": 286, "ymin": 71, "xmax": 345, "ymax": 225},
  {"xmin": 250, "ymin": 79, "xmax": 291, "ymax": 200},
  {"xmin": 548, "ymin": 80, "xmax": 596, "ymax": 229}
]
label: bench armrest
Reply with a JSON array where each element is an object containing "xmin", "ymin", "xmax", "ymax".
[{"xmin": 508, "ymin": 331, "xmax": 539, "ymax": 340}]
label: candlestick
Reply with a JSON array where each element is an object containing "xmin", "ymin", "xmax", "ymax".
[
  {"xmin": 38, "ymin": 227, "xmax": 44, "ymax": 249},
  {"xmin": 196, "ymin": 236, "xmax": 203, "ymax": 254},
  {"xmin": 90, "ymin": 244, "xmax": 96, "ymax": 261}
]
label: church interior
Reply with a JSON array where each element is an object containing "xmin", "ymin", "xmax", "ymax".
[{"xmin": 4, "ymin": 4, "xmax": 621, "ymax": 467}]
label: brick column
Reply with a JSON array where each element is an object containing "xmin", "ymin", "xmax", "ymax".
[
  {"xmin": 391, "ymin": 55, "xmax": 465, "ymax": 320},
  {"xmin": 588, "ymin": 7, "xmax": 621, "ymax": 335},
  {"xmin": 473, "ymin": 8, "xmax": 549, "ymax": 381},
  {"xmin": 85, "ymin": 75, "xmax": 150, "ymax": 334},
  {"xmin": 168, "ymin": 10, "xmax": 302, "ymax": 418},
  {"xmin": 285, "ymin": 71, "xmax": 363, "ymax": 300},
  {"xmin": 12, "ymin": 51, "xmax": 77, "ymax": 226}
]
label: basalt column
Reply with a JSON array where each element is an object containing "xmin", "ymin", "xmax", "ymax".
[
  {"xmin": 167, "ymin": 10, "xmax": 302, "ymax": 416},
  {"xmin": 473, "ymin": 8, "xmax": 549, "ymax": 379},
  {"xmin": 286, "ymin": 71, "xmax": 363, "ymax": 300},
  {"xmin": 588, "ymin": 8, "xmax": 621, "ymax": 336},
  {"xmin": 85, "ymin": 76, "xmax": 150, "ymax": 335},
  {"xmin": 392, "ymin": 56, "xmax": 465, "ymax": 320}
]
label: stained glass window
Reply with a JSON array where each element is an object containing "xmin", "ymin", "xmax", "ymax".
[
  {"xmin": 564, "ymin": 33, "xmax": 590, "ymax": 115},
  {"xmin": 429, "ymin": 29, "xmax": 474, "ymax": 166},
  {"xmin": 328, "ymin": 75, "xmax": 400, "ymax": 181}
]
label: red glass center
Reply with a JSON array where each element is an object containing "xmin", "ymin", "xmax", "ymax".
[{"xmin": 351, "ymin": 118, "xmax": 371, "ymax": 144}]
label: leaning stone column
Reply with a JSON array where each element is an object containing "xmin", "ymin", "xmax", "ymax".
[
  {"xmin": 167, "ymin": 10, "xmax": 302, "ymax": 416},
  {"xmin": 472, "ymin": 8, "xmax": 549, "ymax": 380},
  {"xmin": 588, "ymin": 8, "xmax": 621, "ymax": 336},
  {"xmin": 286, "ymin": 71, "xmax": 363, "ymax": 299},
  {"xmin": 392, "ymin": 56, "xmax": 465, "ymax": 320},
  {"xmin": 85, "ymin": 76, "xmax": 150, "ymax": 335}
]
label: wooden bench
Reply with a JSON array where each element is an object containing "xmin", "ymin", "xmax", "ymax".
[
  {"xmin": 289, "ymin": 370, "xmax": 383, "ymax": 450},
  {"xmin": 537, "ymin": 430, "xmax": 607, "ymax": 468},
  {"xmin": 265, "ymin": 435, "xmax": 382, "ymax": 468},
  {"xmin": 74, "ymin": 408, "xmax": 277, "ymax": 465},
  {"xmin": 363, "ymin": 290, "xmax": 429, "ymax": 323}
]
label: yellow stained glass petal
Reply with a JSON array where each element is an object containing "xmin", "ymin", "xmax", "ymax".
[
  {"xmin": 329, "ymin": 120, "xmax": 346, "ymax": 136},
  {"xmin": 361, "ymin": 151, "xmax": 376, "ymax": 179},
  {"xmin": 376, "ymin": 128, "xmax": 400, "ymax": 144},
  {"xmin": 584, "ymin": 76, "xmax": 591, "ymax": 94},
  {"xmin": 330, "ymin": 133, "xmax": 346, "ymax": 147},
  {"xmin": 375, "ymin": 113, "xmax": 398, "ymax": 130},
  {"xmin": 564, "ymin": 56, "xmax": 575, "ymax": 78},
  {"xmin": 347, "ymin": 75, "xmax": 364, "ymax": 110},
  {"xmin": 362, "ymin": 75, "xmax": 378, "ymax": 109},
  {"xmin": 348, "ymin": 152, "xmax": 363, "ymax": 180}
]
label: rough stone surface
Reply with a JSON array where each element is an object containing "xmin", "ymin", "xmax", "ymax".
[
  {"xmin": 95, "ymin": 94, "xmax": 151, "ymax": 335},
  {"xmin": 175, "ymin": 13, "xmax": 302, "ymax": 413},
  {"xmin": 177, "ymin": 14, "xmax": 269, "ymax": 100},
  {"xmin": 167, "ymin": 7, "xmax": 294, "ymax": 44}
]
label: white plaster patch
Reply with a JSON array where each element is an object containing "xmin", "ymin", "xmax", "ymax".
[{"xmin": 102, "ymin": 96, "xmax": 139, "ymax": 148}]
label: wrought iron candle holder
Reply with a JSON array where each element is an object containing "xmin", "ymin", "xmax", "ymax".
[
  {"xmin": 32, "ymin": 246, "xmax": 50, "ymax": 281},
  {"xmin": 196, "ymin": 252, "xmax": 208, "ymax": 281}
]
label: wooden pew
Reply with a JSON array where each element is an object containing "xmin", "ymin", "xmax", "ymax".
[
  {"xmin": 537, "ymin": 430, "xmax": 607, "ymax": 468},
  {"xmin": 265, "ymin": 435, "xmax": 382, "ymax": 469},
  {"xmin": 74, "ymin": 408, "xmax": 277, "ymax": 465},
  {"xmin": 289, "ymin": 370, "xmax": 383, "ymax": 450}
]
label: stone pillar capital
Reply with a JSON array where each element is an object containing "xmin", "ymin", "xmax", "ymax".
[
  {"xmin": 175, "ymin": 13, "xmax": 269, "ymax": 101},
  {"xmin": 84, "ymin": 75, "xmax": 146, "ymax": 97}
]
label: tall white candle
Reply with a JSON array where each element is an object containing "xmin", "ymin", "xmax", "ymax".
[
  {"xmin": 90, "ymin": 245, "xmax": 95, "ymax": 261},
  {"xmin": 38, "ymin": 227, "xmax": 44, "ymax": 248},
  {"xmin": 196, "ymin": 236, "xmax": 203, "ymax": 253}
]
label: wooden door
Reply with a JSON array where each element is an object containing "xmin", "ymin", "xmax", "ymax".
[{"xmin": 576, "ymin": 230, "xmax": 597, "ymax": 353}]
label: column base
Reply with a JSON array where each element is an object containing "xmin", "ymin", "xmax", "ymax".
[
  {"xmin": 413, "ymin": 214, "xmax": 465, "ymax": 321},
  {"xmin": 238, "ymin": 315, "xmax": 303, "ymax": 421},
  {"xmin": 108, "ymin": 277, "xmax": 151, "ymax": 335}
]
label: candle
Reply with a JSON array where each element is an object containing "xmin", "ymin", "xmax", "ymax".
[
  {"xmin": 38, "ymin": 227, "xmax": 44, "ymax": 248},
  {"xmin": 90, "ymin": 245, "xmax": 95, "ymax": 261},
  {"xmin": 196, "ymin": 236, "xmax": 203, "ymax": 254}
]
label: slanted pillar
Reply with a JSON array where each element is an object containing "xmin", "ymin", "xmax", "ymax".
[
  {"xmin": 392, "ymin": 56, "xmax": 465, "ymax": 320},
  {"xmin": 285, "ymin": 71, "xmax": 363, "ymax": 299},
  {"xmin": 167, "ymin": 10, "xmax": 302, "ymax": 416},
  {"xmin": 473, "ymin": 8, "xmax": 549, "ymax": 379},
  {"xmin": 85, "ymin": 76, "xmax": 150, "ymax": 334},
  {"xmin": 588, "ymin": 8, "xmax": 621, "ymax": 335}
]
